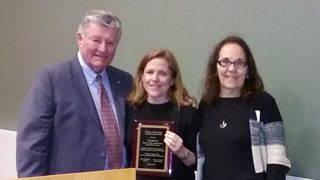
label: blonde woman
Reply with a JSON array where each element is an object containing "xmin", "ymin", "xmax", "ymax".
[{"xmin": 126, "ymin": 49, "xmax": 200, "ymax": 180}]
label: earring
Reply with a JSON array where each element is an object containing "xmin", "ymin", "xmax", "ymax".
[
  {"xmin": 246, "ymin": 75, "xmax": 249, "ymax": 79},
  {"xmin": 215, "ymin": 73, "xmax": 218, "ymax": 77}
]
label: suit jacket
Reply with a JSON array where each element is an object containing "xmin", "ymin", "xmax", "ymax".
[{"xmin": 16, "ymin": 56, "xmax": 133, "ymax": 177}]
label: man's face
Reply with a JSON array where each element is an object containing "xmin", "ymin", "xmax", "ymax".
[{"xmin": 77, "ymin": 22, "xmax": 119, "ymax": 73}]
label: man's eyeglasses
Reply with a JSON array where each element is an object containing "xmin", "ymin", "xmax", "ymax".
[{"xmin": 217, "ymin": 59, "xmax": 247, "ymax": 68}]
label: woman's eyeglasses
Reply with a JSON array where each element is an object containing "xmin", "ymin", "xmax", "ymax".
[{"xmin": 217, "ymin": 58, "xmax": 247, "ymax": 68}]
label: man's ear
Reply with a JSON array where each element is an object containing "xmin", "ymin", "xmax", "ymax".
[{"xmin": 76, "ymin": 33, "xmax": 82, "ymax": 47}]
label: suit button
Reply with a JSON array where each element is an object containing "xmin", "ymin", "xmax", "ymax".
[{"xmin": 101, "ymin": 153, "xmax": 106, "ymax": 158}]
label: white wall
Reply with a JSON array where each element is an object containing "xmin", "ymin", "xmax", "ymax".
[
  {"xmin": 287, "ymin": 175, "xmax": 314, "ymax": 180},
  {"xmin": 0, "ymin": 129, "xmax": 18, "ymax": 179}
]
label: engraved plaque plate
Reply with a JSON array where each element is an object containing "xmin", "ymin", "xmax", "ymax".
[{"xmin": 132, "ymin": 119, "xmax": 175, "ymax": 177}]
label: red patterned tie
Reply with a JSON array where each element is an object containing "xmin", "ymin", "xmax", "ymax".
[{"xmin": 97, "ymin": 75, "xmax": 123, "ymax": 169}]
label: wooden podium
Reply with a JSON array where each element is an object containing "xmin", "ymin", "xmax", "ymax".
[{"xmin": 11, "ymin": 168, "xmax": 136, "ymax": 180}]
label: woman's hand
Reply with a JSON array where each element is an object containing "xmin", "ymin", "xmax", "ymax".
[
  {"xmin": 164, "ymin": 130, "xmax": 196, "ymax": 166},
  {"xmin": 164, "ymin": 131, "xmax": 184, "ymax": 156}
]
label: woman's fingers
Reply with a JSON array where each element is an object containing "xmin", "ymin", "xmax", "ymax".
[{"xmin": 164, "ymin": 131, "xmax": 184, "ymax": 153}]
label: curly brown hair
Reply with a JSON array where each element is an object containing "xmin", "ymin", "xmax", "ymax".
[{"xmin": 202, "ymin": 36, "xmax": 264, "ymax": 103}]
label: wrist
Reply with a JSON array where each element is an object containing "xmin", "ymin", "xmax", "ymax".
[{"xmin": 180, "ymin": 148, "xmax": 190, "ymax": 160}]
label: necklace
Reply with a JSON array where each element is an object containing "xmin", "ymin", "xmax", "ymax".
[
  {"xmin": 217, "ymin": 98, "xmax": 239, "ymax": 129},
  {"xmin": 219, "ymin": 120, "xmax": 227, "ymax": 128}
]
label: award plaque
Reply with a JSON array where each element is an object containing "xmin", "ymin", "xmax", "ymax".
[{"xmin": 132, "ymin": 119, "xmax": 175, "ymax": 177}]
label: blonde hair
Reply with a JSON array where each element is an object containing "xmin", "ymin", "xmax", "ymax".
[{"xmin": 127, "ymin": 48, "xmax": 195, "ymax": 108}]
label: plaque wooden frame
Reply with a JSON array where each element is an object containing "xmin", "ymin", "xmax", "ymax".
[{"xmin": 131, "ymin": 119, "xmax": 175, "ymax": 177}]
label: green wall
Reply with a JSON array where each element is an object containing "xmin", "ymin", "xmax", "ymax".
[{"xmin": 0, "ymin": 0, "xmax": 319, "ymax": 179}]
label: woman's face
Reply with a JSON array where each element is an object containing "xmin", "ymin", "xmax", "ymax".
[
  {"xmin": 217, "ymin": 43, "xmax": 248, "ymax": 97},
  {"xmin": 141, "ymin": 57, "xmax": 174, "ymax": 104}
]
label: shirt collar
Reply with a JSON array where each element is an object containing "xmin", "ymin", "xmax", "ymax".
[{"xmin": 77, "ymin": 51, "xmax": 107, "ymax": 84}]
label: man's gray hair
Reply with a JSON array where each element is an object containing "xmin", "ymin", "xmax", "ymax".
[{"xmin": 77, "ymin": 10, "xmax": 122, "ymax": 40}]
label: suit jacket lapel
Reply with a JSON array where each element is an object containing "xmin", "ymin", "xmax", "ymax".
[{"xmin": 69, "ymin": 57, "xmax": 102, "ymax": 131}]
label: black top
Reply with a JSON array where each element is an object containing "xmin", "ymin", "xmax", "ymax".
[
  {"xmin": 199, "ymin": 97, "xmax": 263, "ymax": 179},
  {"xmin": 199, "ymin": 93, "xmax": 289, "ymax": 180},
  {"xmin": 125, "ymin": 101, "xmax": 200, "ymax": 180}
]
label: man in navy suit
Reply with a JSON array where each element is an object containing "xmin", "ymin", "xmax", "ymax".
[{"xmin": 16, "ymin": 10, "xmax": 133, "ymax": 177}]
